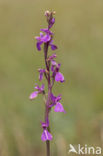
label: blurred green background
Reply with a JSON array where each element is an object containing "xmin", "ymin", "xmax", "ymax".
[{"xmin": 0, "ymin": 0, "xmax": 103, "ymax": 155}]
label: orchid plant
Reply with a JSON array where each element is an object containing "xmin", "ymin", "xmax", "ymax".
[{"xmin": 29, "ymin": 11, "xmax": 65, "ymax": 156}]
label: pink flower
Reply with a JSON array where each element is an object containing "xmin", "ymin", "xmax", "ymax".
[
  {"xmin": 29, "ymin": 91, "xmax": 38, "ymax": 100},
  {"xmin": 29, "ymin": 84, "xmax": 44, "ymax": 100},
  {"xmin": 51, "ymin": 61, "xmax": 65, "ymax": 82},
  {"xmin": 54, "ymin": 102, "xmax": 66, "ymax": 113},
  {"xmin": 41, "ymin": 129, "xmax": 53, "ymax": 142},
  {"xmin": 55, "ymin": 72, "xmax": 64, "ymax": 82},
  {"xmin": 41, "ymin": 121, "xmax": 53, "ymax": 142},
  {"xmin": 35, "ymin": 29, "xmax": 52, "ymax": 51}
]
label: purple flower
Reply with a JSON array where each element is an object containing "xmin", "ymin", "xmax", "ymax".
[
  {"xmin": 49, "ymin": 93, "xmax": 65, "ymax": 113},
  {"xmin": 29, "ymin": 84, "xmax": 44, "ymax": 100},
  {"xmin": 51, "ymin": 61, "xmax": 64, "ymax": 82},
  {"xmin": 41, "ymin": 121, "xmax": 53, "ymax": 142},
  {"xmin": 51, "ymin": 60, "xmax": 58, "ymax": 74},
  {"xmin": 50, "ymin": 93, "xmax": 56, "ymax": 103},
  {"xmin": 55, "ymin": 72, "xmax": 64, "ymax": 82},
  {"xmin": 51, "ymin": 60, "xmax": 57, "ymax": 67},
  {"xmin": 51, "ymin": 60, "xmax": 61, "ymax": 72},
  {"xmin": 35, "ymin": 29, "xmax": 52, "ymax": 51},
  {"xmin": 51, "ymin": 93, "xmax": 61, "ymax": 103},
  {"xmin": 49, "ymin": 93, "xmax": 62, "ymax": 107},
  {"xmin": 41, "ymin": 129, "xmax": 53, "ymax": 142},
  {"xmin": 35, "ymin": 28, "xmax": 57, "ymax": 51},
  {"xmin": 49, "ymin": 93, "xmax": 56, "ymax": 107},
  {"xmin": 38, "ymin": 69, "xmax": 45, "ymax": 81},
  {"xmin": 54, "ymin": 102, "xmax": 66, "ymax": 113},
  {"xmin": 29, "ymin": 91, "xmax": 38, "ymax": 100}
]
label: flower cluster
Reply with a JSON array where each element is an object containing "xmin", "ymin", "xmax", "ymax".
[{"xmin": 29, "ymin": 11, "xmax": 65, "ymax": 142}]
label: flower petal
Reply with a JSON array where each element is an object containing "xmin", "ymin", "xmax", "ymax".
[
  {"xmin": 51, "ymin": 60, "xmax": 57, "ymax": 66},
  {"xmin": 29, "ymin": 91, "xmax": 38, "ymax": 100},
  {"xmin": 49, "ymin": 40, "xmax": 57, "ymax": 50},
  {"xmin": 35, "ymin": 36, "xmax": 41, "ymax": 41},
  {"xmin": 36, "ymin": 41, "xmax": 43, "ymax": 51},
  {"xmin": 51, "ymin": 44, "xmax": 57, "ymax": 50},
  {"xmin": 35, "ymin": 84, "xmax": 40, "ymax": 90},
  {"xmin": 41, "ymin": 84, "xmax": 45, "ymax": 91},
  {"xmin": 55, "ymin": 72, "xmax": 64, "ymax": 82},
  {"xmin": 56, "ymin": 95, "xmax": 62, "ymax": 102},
  {"xmin": 54, "ymin": 102, "xmax": 66, "ymax": 113},
  {"xmin": 38, "ymin": 69, "xmax": 45, "ymax": 81},
  {"xmin": 41, "ymin": 129, "xmax": 53, "ymax": 142},
  {"xmin": 50, "ymin": 93, "xmax": 56, "ymax": 103},
  {"xmin": 40, "ymin": 32, "xmax": 43, "ymax": 37},
  {"xmin": 39, "ymin": 72, "xmax": 43, "ymax": 81},
  {"xmin": 42, "ymin": 34, "xmax": 51, "ymax": 42},
  {"xmin": 51, "ymin": 65, "xmax": 55, "ymax": 72}
]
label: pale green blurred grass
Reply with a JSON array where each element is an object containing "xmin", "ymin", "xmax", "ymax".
[{"xmin": 0, "ymin": 0, "xmax": 103, "ymax": 155}]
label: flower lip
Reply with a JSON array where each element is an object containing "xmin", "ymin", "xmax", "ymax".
[
  {"xmin": 54, "ymin": 102, "xmax": 66, "ymax": 113},
  {"xmin": 29, "ymin": 84, "xmax": 45, "ymax": 100},
  {"xmin": 41, "ymin": 129, "xmax": 53, "ymax": 142},
  {"xmin": 55, "ymin": 72, "xmax": 64, "ymax": 82},
  {"xmin": 29, "ymin": 91, "xmax": 38, "ymax": 100},
  {"xmin": 41, "ymin": 121, "xmax": 53, "ymax": 142},
  {"xmin": 36, "ymin": 41, "xmax": 43, "ymax": 51}
]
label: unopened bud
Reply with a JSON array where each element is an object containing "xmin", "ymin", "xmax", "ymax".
[
  {"xmin": 45, "ymin": 10, "xmax": 51, "ymax": 17},
  {"xmin": 52, "ymin": 11, "xmax": 56, "ymax": 15}
]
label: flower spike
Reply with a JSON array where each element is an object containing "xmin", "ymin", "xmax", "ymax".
[{"xmin": 30, "ymin": 11, "xmax": 66, "ymax": 154}]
